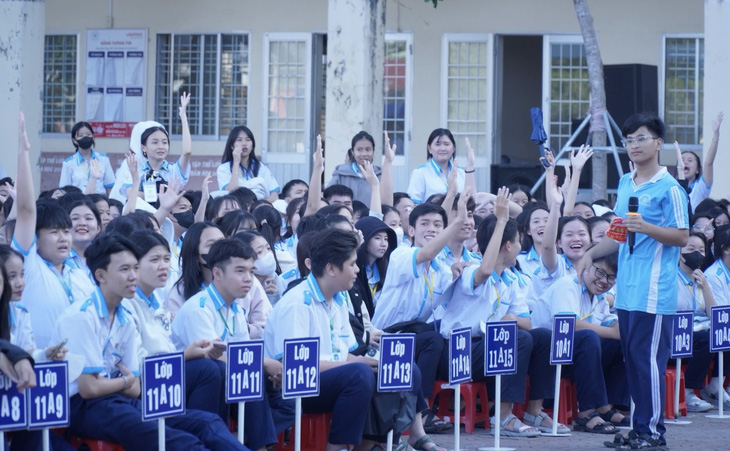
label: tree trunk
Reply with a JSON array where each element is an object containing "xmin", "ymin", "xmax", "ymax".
[{"xmin": 574, "ymin": 0, "xmax": 608, "ymax": 200}]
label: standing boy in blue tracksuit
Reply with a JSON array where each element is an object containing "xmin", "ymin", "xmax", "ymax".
[
  {"xmin": 578, "ymin": 113, "xmax": 688, "ymax": 449},
  {"xmin": 52, "ymin": 234, "xmax": 247, "ymax": 450}
]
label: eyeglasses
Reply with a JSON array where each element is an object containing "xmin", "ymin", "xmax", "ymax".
[
  {"xmin": 592, "ymin": 264, "xmax": 616, "ymax": 284},
  {"xmin": 692, "ymin": 224, "xmax": 715, "ymax": 233},
  {"xmin": 621, "ymin": 135, "xmax": 659, "ymax": 147}
]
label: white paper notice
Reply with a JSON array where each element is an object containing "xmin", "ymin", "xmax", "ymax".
[
  {"xmin": 104, "ymin": 87, "xmax": 123, "ymax": 121},
  {"xmin": 124, "ymin": 88, "xmax": 144, "ymax": 122},
  {"xmin": 86, "ymin": 52, "xmax": 104, "ymax": 86},
  {"xmin": 125, "ymin": 51, "xmax": 144, "ymax": 86},
  {"xmin": 86, "ymin": 87, "xmax": 104, "ymax": 121}
]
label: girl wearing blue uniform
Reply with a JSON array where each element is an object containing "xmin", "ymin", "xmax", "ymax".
[{"xmin": 59, "ymin": 121, "xmax": 115, "ymax": 195}]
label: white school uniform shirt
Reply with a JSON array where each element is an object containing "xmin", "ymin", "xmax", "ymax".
[
  {"xmin": 123, "ymin": 287, "xmax": 176, "ymax": 361},
  {"xmin": 705, "ymin": 259, "xmax": 730, "ymax": 306},
  {"xmin": 171, "ymin": 283, "xmax": 251, "ymax": 350},
  {"xmin": 516, "ymin": 246, "xmax": 541, "ymax": 280},
  {"xmin": 438, "ymin": 266, "xmax": 531, "ymax": 338},
  {"xmin": 58, "ymin": 150, "xmax": 116, "ymax": 194},
  {"xmin": 529, "ymin": 254, "xmax": 575, "ymax": 303},
  {"xmin": 264, "ymin": 274, "xmax": 357, "ymax": 362},
  {"xmin": 688, "ymin": 176, "xmax": 712, "ymax": 213},
  {"xmin": 532, "ymin": 275, "xmax": 617, "ymax": 330},
  {"xmin": 676, "ymin": 268, "xmax": 711, "ymax": 331},
  {"xmin": 236, "ymin": 277, "xmax": 272, "ymax": 339},
  {"xmin": 407, "ymin": 159, "xmax": 466, "ymax": 204},
  {"xmin": 371, "ymin": 246, "xmax": 450, "ymax": 329},
  {"xmin": 9, "ymin": 302, "xmax": 36, "ymax": 354},
  {"xmin": 13, "ymin": 237, "xmax": 95, "ymax": 349},
  {"xmin": 113, "ymin": 157, "xmax": 190, "ymax": 201},
  {"xmin": 216, "ymin": 160, "xmax": 280, "ymax": 200},
  {"xmin": 52, "ymin": 288, "xmax": 140, "ymax": 397}
]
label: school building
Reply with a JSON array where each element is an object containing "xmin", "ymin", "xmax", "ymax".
[{"xmin": 3, "ymin": 0, "xmax": 729, "ymax": 198}]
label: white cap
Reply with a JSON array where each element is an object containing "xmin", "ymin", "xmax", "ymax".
[
  {"xmin": 272, "ymin": 199, "xmax": 288, "ymax": 215},
  {"xmin": 129, "ymin": 121, "xmax": 165, "ymax": 156}
]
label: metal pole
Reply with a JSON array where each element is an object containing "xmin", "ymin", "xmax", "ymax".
[
  {"xmin": 238, "ymin": 401, "xmax": 245, "ymax": 443},
  {"xmin": 386, "ymin": 430, "xmax": 393, "ymax": 451},
  {"xmin": 719, "ymin": 353, "xmax": 724, "ymax": 417},
  {"xmin": 494, "ymin": 375, "xmax": 501, "ymax": 449},
  {"xmin": 42, "ymin": 428, "xmax": 49, "ymax": 451},
  {"xmin": 551, "ymin": 365, "xmax": 562, "ymax": 435},
  {"xmin": 454, "ymin": 383, "xmax": 461, "ymax": 451},
  {"xmin": 295, "ymin": 398, "xmax": 302, "ymax": 451},
  {"xmin": 674, "ymin": 358, "xmax": 681, "ymax": 419},
  {"xmin": 158, "ymin": 418, "xmax": 165, "ymax": 451}
]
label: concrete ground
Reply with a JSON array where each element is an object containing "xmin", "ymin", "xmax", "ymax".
[{"xmin": 400, "ymin": 411, "xmax": 730, "ymax": 450}]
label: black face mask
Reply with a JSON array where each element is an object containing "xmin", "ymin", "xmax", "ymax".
[
  {"xmin": 681, "ymin": 251, "xmax": 704, "ymax": 271},
  {"xmin": 76, "ymin": 136, "xmax": 93, "ymax": 150},
  {"xmin": 172, "ymin": 211, "xmax": 194, "ymax": 229}
]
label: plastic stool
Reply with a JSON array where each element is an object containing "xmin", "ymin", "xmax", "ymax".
[
  {"xmin": 430, "ymin": 380, "xmax": 489, "ymax": 433},
  {"xmin": 665, "ymin": 366, "xmax": 687, "ymax": 419},
  {"xmin": 543, "ymin": 378, "xmax": 577, "ymax": 426},
  {"xmin": 69, "ymin": 436, "xmax": 125, "ymax": 451},
  {"xmin": 275, "ymin": 412, "xmax": 331, "ymax": 450}
]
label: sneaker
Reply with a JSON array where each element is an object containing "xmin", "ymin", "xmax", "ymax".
[
  {"xmin": 686, "ymin": 392, "xmax": 713, "ymax": 412},
  {"xmin": 700, "ymin": 386, "xmax": 730, "ymax": 410}
]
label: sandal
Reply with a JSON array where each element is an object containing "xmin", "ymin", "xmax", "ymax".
[
  {"xmin": 410, "ymin": 434, "xmax": 447, "ymax": 451},
  {"xmin": 420, "ymin": 409, "xmax": 453, "ymax": 433},
  {"xmin": 490, "ymin": 413, "xmax": 541, "ymax": 437},
  {"xmin": 573, "ymin": 411, "xmax": 616, "ymax": 434},
  {"xmin": 523, "ymin": 411, "xmax": 571, "ymax": 434},
  {"xmin": 599, "ymin": 407, "xmax": 630, "ymax": 426}
]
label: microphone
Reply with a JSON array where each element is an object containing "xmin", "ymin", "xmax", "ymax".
[{"xmin": 628, "ymin": 196, "xmax": 639, "ymax": 254}]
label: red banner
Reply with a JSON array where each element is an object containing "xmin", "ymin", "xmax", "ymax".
[{"xmin": 89, "ymin": 122, "xmax": 136, "ymax": 138}]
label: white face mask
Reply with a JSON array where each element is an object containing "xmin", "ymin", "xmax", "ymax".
[
  {"xmin": 254, "ymin": 251, "xmax": 277, "ymax": 276},
  {"xmin": 393, "ymin": 226, "xmax": 404, "ymax": 245}
]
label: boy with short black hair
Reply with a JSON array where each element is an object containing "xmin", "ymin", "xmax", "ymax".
[
  {"xmin": 53, "ymin": 234, "xmax": 246, "ymax": 450},
  {"xmin": 578, "ymin": 112, "xmax": 689, "ymax": 449},
  {"xmin": 323, "ymin": 184, "xmax": 354, "ymax": 208}
]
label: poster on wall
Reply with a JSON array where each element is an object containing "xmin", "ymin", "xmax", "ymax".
[{"xmin": 85, "ymin": 29, "xmax": 147, "ymax": 137}]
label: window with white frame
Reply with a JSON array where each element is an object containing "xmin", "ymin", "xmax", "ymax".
[
  {"xmin": 383, "ymin": 34, "xmax": 411, "ymax": 158},
  {"xmin": 155, "ymin": 33, "xmax": 248, "ymax": 137},
  {"xmin": 43, "ymin": 35, "xmax": 77, "ymax": 134},
  {"xmin": 544, "ymin": 36, "xmax": 590, "ymax": 152},
  {"xmin": 442, "ymin": 36, "xmax": 490, "ymax": 157},
  {"xmin": 263, "ymin": 34, "xmax": 311, "ymax": 159},
  {"xmin": 664, "ymin": 37, "xmax": 704, "ymax": 145}
]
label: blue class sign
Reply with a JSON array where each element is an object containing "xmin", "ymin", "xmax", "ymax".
[
  {"xmin": 378, "ymin": 334, "xmax": 415, "ymax": 392},
  {"xmin": 710, "ymin": 305, "xmax": 730, "ymax": 352},
  {"xmin": 550, "ymin": 314, "xmax": 576, "ymax": 365},
  {"xmin": 27, "ymin": 361, "xmax": 69, "ymax": 429},
  {"xmin": 226, "ymin": 341, "xmax": 264, "ymax": 403},
  {"xmin": 28, "ymin": 361, "xmax": 70, "ymax": 429},
  {"xmin": 485, "ymin": 321, "xmax": 518, "ymax": 376},
  {"xmin": 0, "ymin": 373, "xmax": 27, "ymax": 431},
  {"xmin": 449, "ymin": 327, "xmax": 472, "ymax": 385},
  {"xmin": 671, "ymin": 311, "xmax": 694, "ymax": 358},
  {"xmin": 283, "ymin": 338, "xmax": 319, "ymax": 399},
  {"xmin": 142, "ymin": 352, "xmax": 185, "ymax": 421}
]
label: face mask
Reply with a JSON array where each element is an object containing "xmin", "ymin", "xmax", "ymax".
[
  {"xmin": 681, "ymin": 251, "xmax": 704, "ymax": 271},
  {"xmin": 172, "ymin": 211, "xmax": 195, "ymax": 229},
  {"xmin": 76, "ymin": 136, "xmax": 93, "ymax": 150},
  {"xmin": 254, "ymin": 251, "xmax": 277, "ymax": 276},
  {"xmin": 394, "ymin": 227, "xmax": 404, "ymax": 245}
]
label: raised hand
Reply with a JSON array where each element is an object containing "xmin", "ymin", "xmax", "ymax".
[
  {"xmin": 540, "ymin": 148, "xmax": 554, "ymax": 169},
  {"xmin": 18, "ymin": 112, "xmax": 30, "ymax": 153},
  {"xmin": 383, "ymin": 131, "xmax": 396, "ymax": 164},
  {"xmin": 201, "ymin": 172, "xmax": 213, "ymax": 199},
  {"xmin": 360, "ymin": 160, "xmax": 379, "ymax": 187},
  {"xmin": 713, "ymin": 111, "xmax": 724, "ymax": 134},
  {"xmin": 494, "ymin": 186, "xmax": 512, "ymax": 221},
  {"xmin": 570, "ymin": 145, "xmax": 594, "ymax": 172},
  {"xmin": 179, "ymin": 91, "xmax": 191, "ymax": 117},
  {"xmin": 89, "ymin": 158, "xmax": 102, "ymax": 180},
  {"xmin": 158, "ymin": 178, "xmax": 186, "ymax": 212},
  {"xmin": 447, "ymin": 158, "xmax": 459, "ymax": 194},
  {"xmin": 464, "ymin": 137, "xmax": 476, "ymax": 170},
  {"xmin": 674, "ymin": 141, "xmax": 685, "ymax": 179},
  {"xmin": 548, "ymin": 175, "xmax": 564, "ymax": 206},
  {"xmin": 313, "ymin": 134, "xmax": 325, "ymax": 175},
  {"xmin": 456, "ymin": 186, "xmax": 472, "ymax": 222}
]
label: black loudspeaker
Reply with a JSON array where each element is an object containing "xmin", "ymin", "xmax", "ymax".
[
  {"xmin": 491, "ymin": 164, "xmax": 545, "ymax": 201},
  {"xmin": 604, "ymin": 64, "xmax": 659, "ymax": 128}
]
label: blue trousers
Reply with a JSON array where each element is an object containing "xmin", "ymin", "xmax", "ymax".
[
  {"xmin": 301, "ymin": 363, "xmax": 375, "ymax": 445},
  {"xmin": 186, "ymin": 358, "xmax": 226, "ymax": 419},
  {"xmin": 69, "ymin": 393, "xmax": 248, "ymax": 450},
  {"xmin": 565, "ymin": 330, "xmax": 629, "ymax": 410},
  {"xmin": 617, "ymin": 309, "xmax": 672, "ymax": 441},
  {"xmin": 415, "ymin": 330, "xmax": 444, "ymax": 398}
]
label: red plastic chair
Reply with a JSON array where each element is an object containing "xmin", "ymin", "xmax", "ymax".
[
  {"xmin": 275, "ymin": 412, "xmax": 331, "ymax": 451},
  {"xmin": 665, "ymin": 366, "xmax": 687, "ymax": 419},
  {"xmin": 430, "ymin": 380, "xmax": 490, "ymax": 433}
]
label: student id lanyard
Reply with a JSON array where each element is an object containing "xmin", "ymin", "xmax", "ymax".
[
  {"xmin": 46, "ymin": 260, "xmax": 74, "ymax": 305},
  {"xmin": 430, "ymin": 159, "xmax": 450, "ymax": 191},
  {"xmin": 217, "ymin": 307, "xmax": 236, "ymax": 341},
  {"xmin": 328, "ymin": 310, "xmax": 341, "ymax": 360},
  {"xmin": 487, "ymin": 284, "xmax": 502, "ymax": 322}
]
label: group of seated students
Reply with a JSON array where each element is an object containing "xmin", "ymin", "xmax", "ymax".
[{"xmin": 0, "ymin": 101, "xmax": 728, "ymax": 451}]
